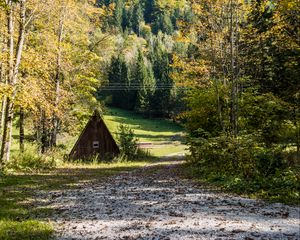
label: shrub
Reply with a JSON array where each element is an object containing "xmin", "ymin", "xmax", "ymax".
[
  {"xmin": 116, "ymin": 124, "xmax": 139, "ymax": 159},
  {"xmin": 8, "ymin": 149, "xmax": 56, "ymax": 171},
  {"xmin": 255, "ymin": 147, "xmax": 287, "ymax": 177},
  {"xmin": 188, "ymin": 133, "xmax": 289, "ymax": 179}
]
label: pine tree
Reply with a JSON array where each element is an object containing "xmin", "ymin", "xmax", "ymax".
[
  {"xmin": 150, "ymin": 43, "xmax": 173, "ymax": 117},
  {"xmin": 108, "ymin": 55, "xmax": 130, "ymax": 109},
  {"xmin": 112, "ymin": 0, "xmax": 124, "ymax": 31},
  {"xmin": 144, "ymin": 0, "xmax": 155, "ymax": 23},
  {"xmin": 152, "ymin": 13, "xmax": 174, "ymax": 35},
  {"xmin": 132, "ymin": 50, "xmax": 155, "ymax": 114},
  {"xmin": 132, "ymin": 3, "xmax": 143, "ymax": 35}
]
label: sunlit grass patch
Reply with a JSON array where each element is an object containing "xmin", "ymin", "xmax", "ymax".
[
  {"xmin": 0, "ymin": 220, "xmax": 53, "ymax": 240},
  {"xmin": 103, "ymin": 107, "xmax": 184, "ymax": 142},
  {"xmin": 148, "ymin": 144, "xmax": 188, "ymax": 157}
]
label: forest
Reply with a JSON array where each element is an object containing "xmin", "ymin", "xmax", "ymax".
[{"xmin": 0, "ymin": 0, "xmax": 299, "ymax": 239}]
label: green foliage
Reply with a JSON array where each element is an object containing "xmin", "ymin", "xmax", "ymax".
[
  {"xmin": 107, "ymin": 55, "xmax": 131, "ymax": 109},
  {"xmin": 255, "ymin": 148, "xmax": 287, "ymax": 177},
  {"xmin": 7, "ymin": 149, "xmax": 56, "ymax": 171},
  {"xmin": 132, "ymin": 50, "xmax": 156, "ymax": 114},
  {"xmin": 240, "ymin": 90, "xmax": 290, "ymax": 147},
  {"xmin": 243, "ymin": 0, "xmax": 300, "ymax": 105},
  {"xmin": 184, "ymin": 87, "xmax": 225, "ymax": 136},
  {"xmin": 153, "ymin": 13, "xmax": 174, "ymax": 34},
  {"xmin": 187, "ymin": 132, "xmax": 299, "ymax": 204},
  {"xmin": 112, "ymin": 0, "xmax": 124, "ymax": 30},
  {"xmin": 149, "ymin": 39, "xmax": 176, "ymax": 117},
  {"xmin": 116, "ymin": 124, "xmax": 139, "ymax": 158},
  {"xmin": 132, "ymin": 3, "xmax": 143, "ymax": 35}
]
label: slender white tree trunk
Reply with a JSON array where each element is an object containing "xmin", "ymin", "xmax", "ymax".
[
  {"xmin": 0, "ymin": 0, "xmax": 14, "ymax": 165},
  {"xmin": 1, "ymin": 0, "xmax": 27, "ymax": 164},
  {"xmin": 0, "ymin": 28, "xmax": 7, "ymax": 146},
  {"xmin": 51, "ymin": 3, "xmax": 65, "ymax": 148}
]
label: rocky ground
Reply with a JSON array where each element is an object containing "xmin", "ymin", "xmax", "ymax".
[{"xmin": 41, "ymin": 159, "xmax": 300, "ymax": 240}]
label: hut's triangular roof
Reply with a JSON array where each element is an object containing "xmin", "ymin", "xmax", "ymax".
[{"xmin": 69, "ymin": 111, "xmax": 119, "ymax": 160}]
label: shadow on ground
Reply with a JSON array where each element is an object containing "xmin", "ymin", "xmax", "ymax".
[{"xmin": 37, "ymin": 160, "xmax": 300, "ymax": 240}]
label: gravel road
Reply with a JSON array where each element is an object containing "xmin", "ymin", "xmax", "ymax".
[{"xmin": 44, "ymin": 159, "xmax": 300, "ymax": 240}]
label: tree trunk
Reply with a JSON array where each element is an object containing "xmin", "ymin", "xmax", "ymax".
[
  {"xmin": 210, "ymin": 33, "xmax": 224, "ymax": 132},
  {"xmin": 0, "ymin": 41, "xmax": 7, "ymax": 146},
  {"xmin": 0, "ymin": 0, "xmax": 14, "ymax": 164},
  {"xmin": 1, "ymin": 0, "xmax": 27, "ymax": 164},
  {"xmin": 19, "ymin": 108, "xmax": 24, "ymax": 153},
  {"xmin": 3, "ymin": 100, "xmax": 13, "ymax": 162},
  {"xmin": 0, "ymin": 98, "xmax": 9, "ymax": 170},
  {"xmin": 229, "ymin": 0, "xmax": 237, "ymax": 138},
  {"xmin": 51, "ymin": 4, "xmax": 65, "ymax": 148},
  {"xmin": 294, "ymin": 106, "xmax": 300, "ymax": 162},
  {"xmin": 41, "ymin": 111, "xmax": 49, "ymax": 154},
  {"xmin": 229, "ymin": 0, "xmax": 240, "ymax": 168},
  {"xmin": 0, "ymin": 97, "xmax": 6, "ymax": 142}
]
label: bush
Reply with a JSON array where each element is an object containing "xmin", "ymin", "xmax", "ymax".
[
  {"xmin": 8, "ymin": 149, "xmax": 56, "ymax": 171},
  {"xmin": 255, "ymin": 147, "xmax": 287, "ymax": 177},
  {"xmin": 116, "ymin": 124, "xmax": 139, "ymax": 159},
  {"xmin": 186, "ymin": 132, "xmax": 299, "ymax": 204}
]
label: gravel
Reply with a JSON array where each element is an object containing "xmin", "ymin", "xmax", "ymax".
[{"xmin": 41, "ymin": 159, "xmax": 300, "ymax": 240}]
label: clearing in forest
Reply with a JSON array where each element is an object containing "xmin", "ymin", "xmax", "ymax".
[{"xmin": 103, "ymin": 108, "xmax": 187, "ymax": 157}]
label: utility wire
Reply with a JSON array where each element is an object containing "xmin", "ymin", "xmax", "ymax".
[{"xmin": 99, "ymin": 84, "xmax": 190, "ymax": 91}]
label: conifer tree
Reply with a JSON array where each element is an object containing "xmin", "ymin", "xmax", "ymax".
[
  {"xmin": 112, "ymin": 0, "xmax": 124, "ymax": 31},
  {"xmin": 108, "ymin": 55, "xmax": 130, "ymax": 109},
  {"xmin": 132, "ymin": 3, "xmax": 143, "ymax": 35},
  {"xmin": 144, "ymin": 0, "xmax": 155, "ymax": 23},
  {"xmin": 132, "ymin": 50, "xmax": 155, "ymax": 114},
  {"xmin": 151, "ymin": 44, "xmax": 173, "ymax": 117}
]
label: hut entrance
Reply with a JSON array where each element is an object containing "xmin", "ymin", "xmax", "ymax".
[{"xmin": 69, "ymin": 111, "xmax": 120, "ymax": 160}]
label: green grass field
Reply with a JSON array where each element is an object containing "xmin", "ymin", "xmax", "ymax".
[
  {"xmin": 103, "ymin": 108, "xmax": 184, "ymax": 142},
  {"xmin": 103, "ymin": 108, "xmax": 187, "ymax": 157}
]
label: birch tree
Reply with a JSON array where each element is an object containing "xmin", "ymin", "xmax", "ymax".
[
  {"xmin": 0, "ymin": 0, "xmax": 27, "ymax": 167},
  {"xmin": 0, "ymin": 0, "xmax": 104, "ymax": 168}
]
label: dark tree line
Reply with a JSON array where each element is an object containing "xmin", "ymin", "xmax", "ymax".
[{"xmin": 101, "ymin": 45, "xmax": 183, "ymax": 118}]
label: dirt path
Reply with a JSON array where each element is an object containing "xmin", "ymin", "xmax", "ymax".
[{"xmin": 44, "ymin": 159, "xmax": 300, "ymax": 240}]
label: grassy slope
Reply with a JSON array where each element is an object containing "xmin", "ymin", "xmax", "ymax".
[
  {"xmin": 103, "ymin": 108, "xmax": 187, "ymax": 156},
  {"xmin": 103, "ymin": 108, "xmax": 183, "ymax": 142}
]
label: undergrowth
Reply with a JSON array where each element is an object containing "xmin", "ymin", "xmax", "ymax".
[
  {"xmin": 186, "ymin": 134, "xmax": 300, "ymax": 205},
  {"xmin": 185, "ymin": 163, "xmax": 299, "ymax": 205}
]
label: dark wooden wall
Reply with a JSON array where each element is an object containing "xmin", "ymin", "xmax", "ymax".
[{"xmin": 69, "ymin": 115, "xmax": 120, "ymax": 160}]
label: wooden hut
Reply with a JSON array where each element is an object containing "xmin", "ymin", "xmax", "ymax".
[{"xmin": 69, "ymin": 111, "xmax": 120, "ymax": 160}]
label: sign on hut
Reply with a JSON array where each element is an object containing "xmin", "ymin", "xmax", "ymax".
[{"xmin": 69, "ymin": 111, "xmax": 120, "ymax": 160}]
